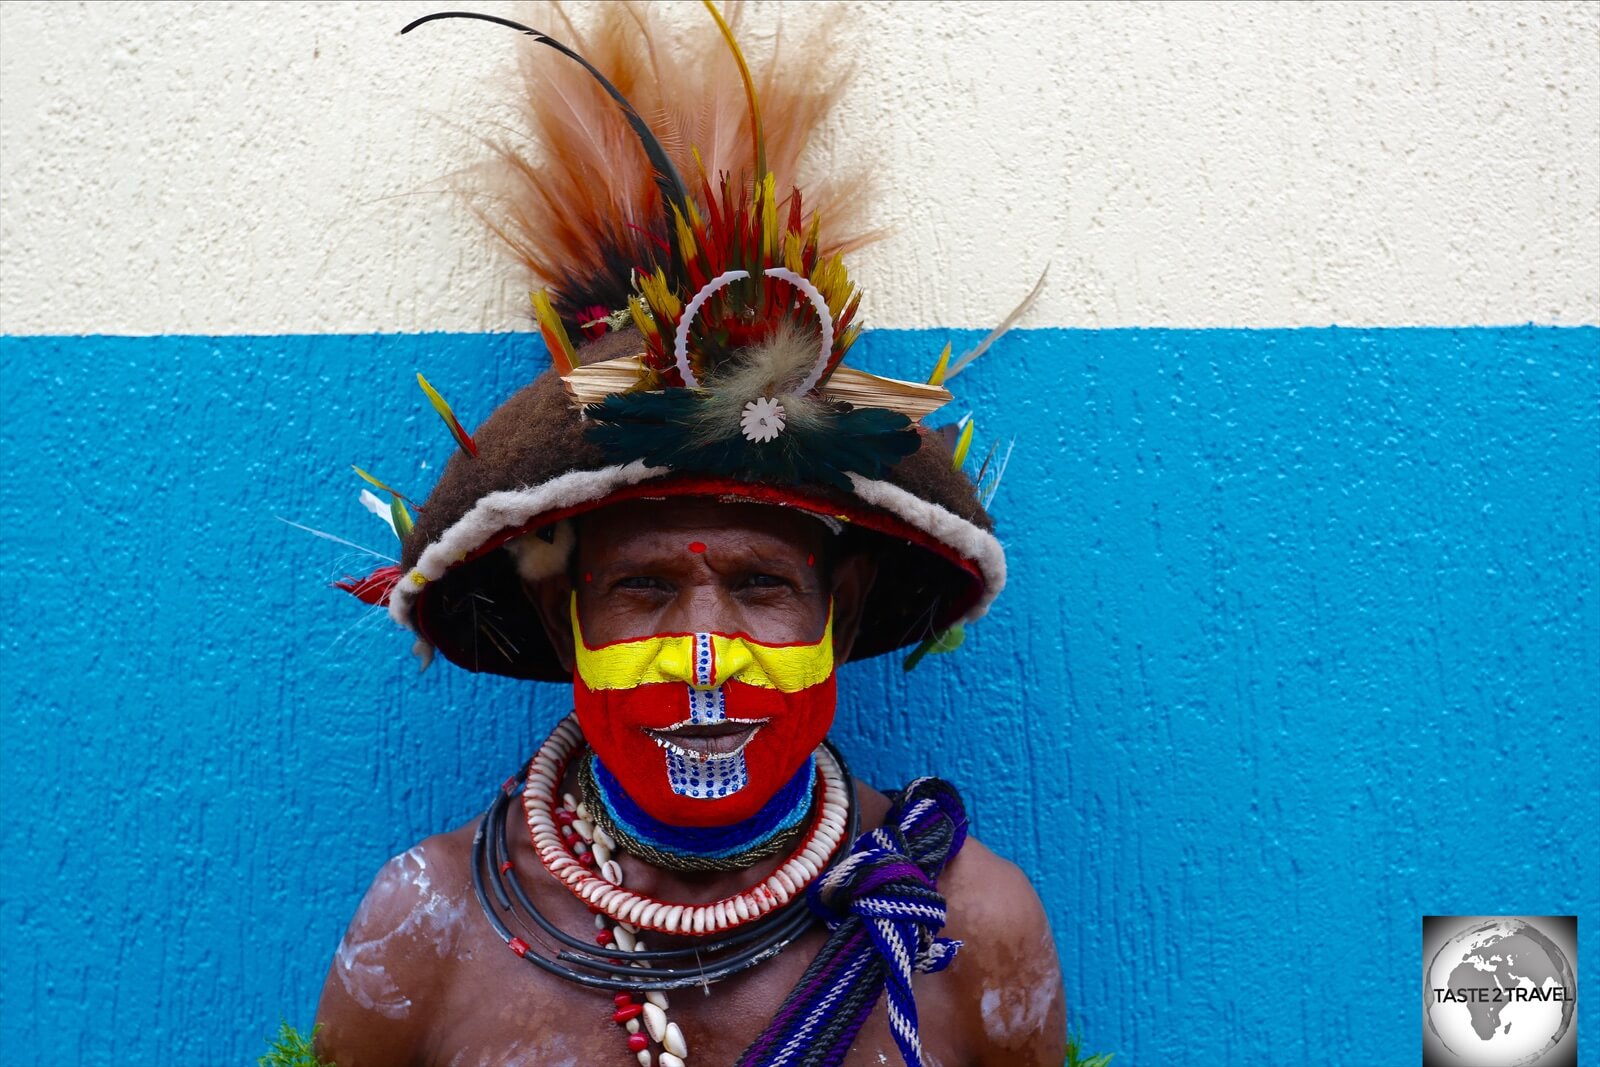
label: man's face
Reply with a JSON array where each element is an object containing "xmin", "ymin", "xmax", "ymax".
[
  {"xmin": 531, "ymin": 498, "xmax": 873, "ymax": 826},
  {"xmin": 573, "ymin": 498, "xmax": 835, "ymax": 646}
]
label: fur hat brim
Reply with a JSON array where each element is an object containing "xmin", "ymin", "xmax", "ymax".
[{"xmin": 392, "ymin": 336, "xmax": 1004, "ymax": 680}]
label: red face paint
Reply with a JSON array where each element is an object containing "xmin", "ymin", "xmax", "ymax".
[
  {"xmin": 574, "ymin": 675, "xmax": 836, "ymax": 826},
  {"xmin": 688, "ymin": 541, "xmax": 707, "ymax": 554},
  {"xmin": 570, "ymin": 599, "xmax": 837, "ymax": 827},
  {"xmin": 806, "ymin": 553, "xmax": 815, "ymax": 567}
]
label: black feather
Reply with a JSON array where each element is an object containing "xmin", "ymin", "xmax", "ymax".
[
  {"xmin": 584, "ymin": 393, "xmax": 918, "ymax": 490},
  {"xmin": 401, "ymin": 11, "xmax": 694, "ymax": 232}
]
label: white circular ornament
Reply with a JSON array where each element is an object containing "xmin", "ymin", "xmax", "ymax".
[
  {"xmin": 740, "ymin": 397, "xmax": 787, "ymax": 443},
  {"xmin": 672, "ymin": 267, "xmax": 836, "ymax": 391}
]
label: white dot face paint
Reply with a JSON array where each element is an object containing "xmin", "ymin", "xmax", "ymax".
[
  {"xmin": 334, "ymin": 846, "xmax": 466, "ymax": 1019},
  {"xmin": 663, "ymin": 632, "xmax": 749, "ymax": 801}
]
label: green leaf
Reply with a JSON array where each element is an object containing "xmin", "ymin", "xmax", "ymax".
[
  {"xmin": 259, "ymin": 1022, "xmax": 333, "ymax": 1067},
  {"xmin": 1065, "ymin": 1024, "xmax": 1115, "ymax": 1067}
]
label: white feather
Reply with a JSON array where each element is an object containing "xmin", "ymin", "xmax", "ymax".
[
  {"xmin": 360, "ymin": 489, "xmax": 399, "ymax": 537},
  {"xmin": 942, "ymin": 267, "xmax": 1049, "ymax": 383}
]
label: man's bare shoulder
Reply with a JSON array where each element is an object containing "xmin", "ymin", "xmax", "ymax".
[
  {"xmin": 313, "ymin": 823, "xmax": 479, "ymax": 1066},
  {"xmin": 938, "ymin": 832, "xmax": 1068, "ymax": 1067}
]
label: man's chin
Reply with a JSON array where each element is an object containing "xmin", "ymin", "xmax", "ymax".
[{"xmin": 602, "ymin": 745, "xmax": 812, "ymax": 828}]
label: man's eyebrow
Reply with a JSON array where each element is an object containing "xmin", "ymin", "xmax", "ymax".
[
  {"xmin": 739, "ymin": 548, "xmax": 809, "ymax": 571},
  {"xmin": 597, "ymin": 540, "xmax": 808, "ymax": 570},
  {"xmin": 593, "ymin": 552, "xmax": 680, "ymax": 573}
]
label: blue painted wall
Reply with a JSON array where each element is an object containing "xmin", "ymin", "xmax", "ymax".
[{"xmin": 2, "ymin": 327, "xmax": 1596, "ymax": 1065}]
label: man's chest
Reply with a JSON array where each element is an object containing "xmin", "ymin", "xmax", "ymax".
[{"xmin": 425, "ymin": 921, "xmax": 971, "ymax": 1067}]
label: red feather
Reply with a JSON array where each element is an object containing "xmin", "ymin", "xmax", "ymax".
[{"xmin": 335, "ymin": 565, "xmax": 403, "ymax": 606}]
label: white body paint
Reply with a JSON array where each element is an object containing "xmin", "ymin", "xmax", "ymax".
[
  {"xmin": 980, "ymin": 982, "xmax": 1056, "ymax": 1047},
  {"xmin": 333, "ymin": 847, "xmax": 465, "ymax": 1019},
  {"xmin": 446, "ymin": 1040, "xmax": 555, "ymax": 1067}
]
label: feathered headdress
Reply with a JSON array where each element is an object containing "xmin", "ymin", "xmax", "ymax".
[
  {"xmin": 334, "ymin": 2, "xmax": 1033, "ymax": 679},
  {"xmin": 404, "ymin": 4, "xmax": 942, "ymax": 489}
]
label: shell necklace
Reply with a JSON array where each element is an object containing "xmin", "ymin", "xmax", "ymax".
[
  {"xmin": 524, "ymin": 715, "xmax": 852, "ymax": 936},
  {"xmin": 470, "ymin": 714, "xmax": 858, "ymax": 1065}
]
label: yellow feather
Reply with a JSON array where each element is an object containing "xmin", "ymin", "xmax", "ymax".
[
  {"xmin": 352, "ymin": 465, "xmax": 404, "ymax": 500},
  {"xmin": 951, "ymin": 417, "xmax": 975, "ymax": 470},
  {"xmin": 416, "ymin": 373, "xmax": 450, "ymax": 420},
  {"xmin": 530, "ymin": 290, "xmax": 577, "ymax": 374},
  {"xmin": 810, "ymin": 253, "xmax": 852, "ymax": 317},
  {"xmin": 783, "ymin": 231, "xmax": 806, "ymax": 276},
  {"xmin": 416, "ymin": 372, "xmax": 478, "ymax": 456},
  {"xmin": 640, "ymin": 269, "xmax": 683, "ymax": 321},
  {"xmin": 928, "ymin": 342, "xmax": 952, "ymax": 386},
  {"xmin": 760, "ymin": 173, "xmax": 778, "ymax": 261},
  {"xmin": 674, "ymin": 207, "xmax": 699, "ymax": 264},
  {"xmin": 701, "ymin": 0, "xmax": 766, "ymax": 181},
  {"xmin": 628, "ymin": 295, "xmax": 658, "ymax": 341},
  {"xmin": 836, "ymin": 321, "xmax": 862, "ymax": 355}
]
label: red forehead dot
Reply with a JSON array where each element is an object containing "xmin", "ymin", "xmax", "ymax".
[
  {"xmin": 807, "ymin": 553, "xmax": 816, "ymax": 566},
  {"xmin": 688, "ymin": 541, "xmax": 707, "ymax": 554}
]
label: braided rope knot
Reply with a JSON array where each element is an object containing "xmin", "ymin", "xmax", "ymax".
[
  {"xmin": 790, "ymin": 777, "xmax": 967, "ymax": 1067},
  {"xmin": 738, "ymin": 778, "xmax": 968, "ymax": 1067},
  {"xmin": 810, "ymin": 827, "xmax": 960, "ymax": 974}
]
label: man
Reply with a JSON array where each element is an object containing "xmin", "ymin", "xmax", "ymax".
[{"xmin": 315, "ymin": 6, "xmax": 1065, "ymax": 1064}]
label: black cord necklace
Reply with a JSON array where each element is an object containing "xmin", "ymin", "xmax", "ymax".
[{"xmin": 471, "ymin": 740, "xmax": 858, "ymax": 993}]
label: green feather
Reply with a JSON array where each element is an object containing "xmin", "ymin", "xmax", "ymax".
[{"xmin": 902, "ymin": 623, "xmax": 966, "ymax": 671}]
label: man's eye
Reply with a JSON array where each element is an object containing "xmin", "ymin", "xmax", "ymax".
[
  {"xmin": 615, "ymin": 576, "xmax": 671, "ymax": 592},
  {"xmin": 739, "ymin": 574, "xmax": 788, "ymax": 590}
]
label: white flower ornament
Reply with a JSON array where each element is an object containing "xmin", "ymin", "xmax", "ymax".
[{"xmin": 740, "ymin": 397, "xmax": 787, "ymax": 443}]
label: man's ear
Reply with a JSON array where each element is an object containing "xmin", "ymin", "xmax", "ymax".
[
  {"xmin": 829, "ymin": 552, "xmax": 877, "ymax": 662},
  {"xmin": 524, "ymin": 573, "xmax": 576, "ymax": 675}
]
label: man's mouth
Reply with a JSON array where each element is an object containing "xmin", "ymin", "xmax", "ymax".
[{"xmin": 644, "ymin": 719, "xmax": 766, "ymax": 761}]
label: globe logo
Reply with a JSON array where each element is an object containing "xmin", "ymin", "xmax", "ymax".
[{"xmin": 1424, "ymin": 917, "xmax": 1576, "ymax": 1067}]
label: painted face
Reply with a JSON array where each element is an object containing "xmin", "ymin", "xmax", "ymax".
[{"xmin": 570, "ymin": 595, "xmax": 837, "ymax": 827}]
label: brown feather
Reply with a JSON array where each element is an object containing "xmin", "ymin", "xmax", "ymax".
[{"xmin": 468, "ymin": 2, "xmax": 872, "ymax": 331}]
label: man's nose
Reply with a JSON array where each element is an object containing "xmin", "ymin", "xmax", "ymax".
[{"xmin": 656, "ymin": 586, "xmax": 741, "ymax": 636}]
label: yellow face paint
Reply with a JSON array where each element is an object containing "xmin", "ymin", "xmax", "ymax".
[
  {"xmin": 569, "ymin": 592, "xmax": 839, "ymax": 826},
  {"xmin": 570, "ymin": 594, "xmax": 834, "ymax": 692}
]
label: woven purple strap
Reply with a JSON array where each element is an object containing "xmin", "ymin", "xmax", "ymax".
[{"xmin": 735, "ymin": 777, "xmax": 968, "ymax": 1067}]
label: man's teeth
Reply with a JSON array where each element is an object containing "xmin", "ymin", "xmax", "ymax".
[{"xmin": 647, "ymin": 724, "xmax": 761, "ymax": 758}]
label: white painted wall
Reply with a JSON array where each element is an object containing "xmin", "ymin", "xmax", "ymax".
[{"xmin": 1, "ymin": 0, "xmax": 1595, "ymax": 334}]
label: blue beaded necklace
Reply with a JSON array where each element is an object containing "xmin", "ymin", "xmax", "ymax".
[{"xmin": 582, "ymin": 753, "xmax": 817, "ymax": 872}]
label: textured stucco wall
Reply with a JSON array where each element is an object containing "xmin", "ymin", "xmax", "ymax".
[
  {"xmin": 3, "ymin": 326, "xmax": 1595, "ymax": 1067},
  {"xmin": 1, "ymin": 1, "xmax": 1597, "ymax": 333},
  {"xmin": 2, "ymin": 3, "xmax": 1598, "ymax": 1066}
]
